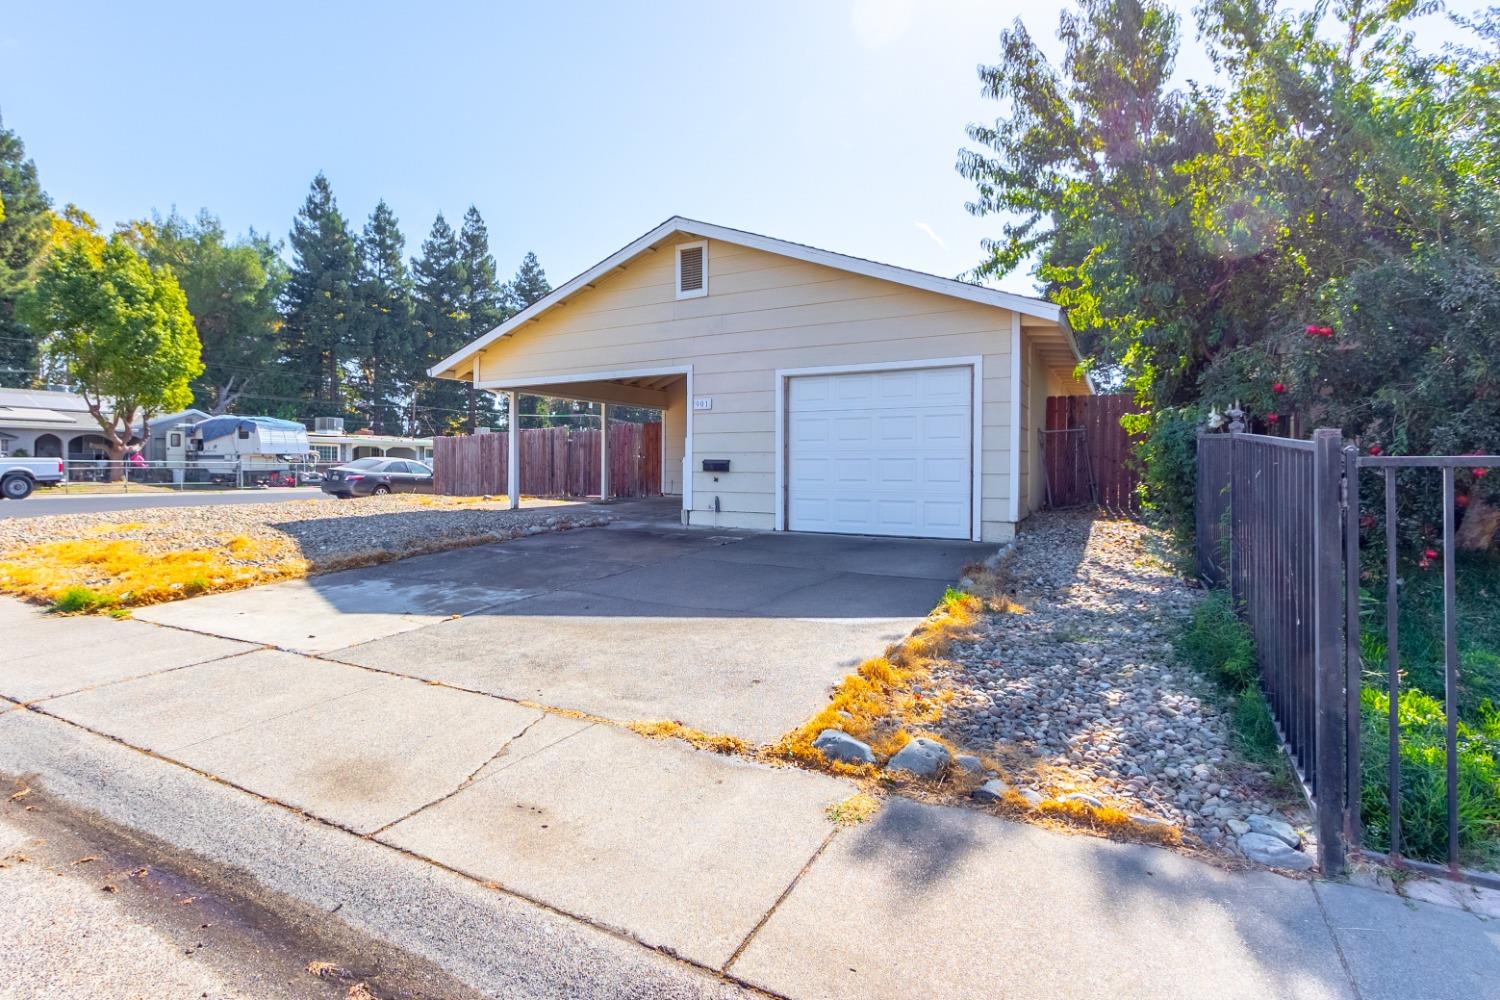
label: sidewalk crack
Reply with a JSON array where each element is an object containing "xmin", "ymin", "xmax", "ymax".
[
  {"xmin": 1310, "ymin": 881, "xmax": 1366, "ymax": 1000},
  {"xmin": 722, "ymin": 826, "xmax": 839, "ymax": 974},
  {"xmin": 367, "ymin": 710, "xmax": 548, "ymax": 838}
]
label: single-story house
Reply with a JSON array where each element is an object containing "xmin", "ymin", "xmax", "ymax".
[
  {"xmin": 308, "ymin": 420, "xmax": 434, "ymax": 464},
  {"xmin": 430, "ymin": 217, "xmax": 1089, "ymax": 542}
]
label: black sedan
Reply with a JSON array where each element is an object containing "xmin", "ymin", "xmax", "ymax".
[{"xmin": 321, "ymin": 457, "xmax": 435, "ymax": 498}]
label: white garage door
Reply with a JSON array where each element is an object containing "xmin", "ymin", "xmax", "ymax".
[{"xmin": 786, "ymin": 366, "xmax": 972, "ymax": 539}]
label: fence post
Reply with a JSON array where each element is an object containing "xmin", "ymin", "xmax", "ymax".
[{"xmin": 1312, "ymin": 427, "xmax": 1348, "ymax": 874}]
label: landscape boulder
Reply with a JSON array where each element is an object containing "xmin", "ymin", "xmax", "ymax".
[
  {"xmin": 972, "ymin": 778, "xmax": 1010, "ymax": 803},
  {"xmin": 1237, "ymin": 832, "xmax": 1315, "ymax": 871},
  {"xmin": 886, "ymin": 737, "xmax": 951, "ymax": 777},
  {"xmin": 813, "ymin": 729, "xmax": 875, "ymax": 765},
  {"xmin": 1247, "ymin": 814, "xmax": 1301, "ymax": 848}
]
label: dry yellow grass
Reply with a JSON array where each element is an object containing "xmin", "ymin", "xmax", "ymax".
[
  {"xmin": 826, "ymin": 792, "xmax": 882, "ymax": 827},
  {"xmin": 625, "ymin": 719, "xmax": 753, "ymax": 755},
  {"xmin": 770, "ymin": 588, "xmax": 984, "ymax": 777},
  {"xmin": 0, "ymin": 534, "xmax": 305, "ymax": 610}
]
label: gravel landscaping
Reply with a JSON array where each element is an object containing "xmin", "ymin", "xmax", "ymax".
[
  {"xmin": 0, "ymin": 496, "xmax": 609, "ymax": 609},
  {"xmin": 935, "ymin": 511, "xmax": 1312, "ymax": 857}
]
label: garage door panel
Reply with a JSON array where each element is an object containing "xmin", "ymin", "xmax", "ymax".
[
  {"xmin": 923, "ymin": 457, "xmax": 967, "ymax": 485},
  {"xmin": 920, "ymin": 501, "xmax": 967, "ymax": 532},
  {"xmin": 921, "ymin": 413, "xmax": 969, "ymax": 441},
  {"xmin": 787, "ymin": 366, "xmax": 973, "ymax": 540},
  {"xmin": 833, "ymin": 457, "xmax": 874, "ymax": 482},
  {"xmin": 876, "ymin": 458, "xmax": 919, "ymax": 487},
  {"xmin": 876, "ymin": 414, "xmax": 918, "ymax": 441},
  {"xmin": 919, "ymin": 367, "xmax": 971, "ymax": 401}
]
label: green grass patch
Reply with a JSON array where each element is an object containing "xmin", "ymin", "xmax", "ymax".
[
  {"xmin": 48, "ymin": 585, "xmax": 116, "ymax": 614},
  {"xmin": 1359, "ymin": 687, "xmax": 1500, "ymax": 868},
  {"xmin": 1179, "ymin": 591, "xmax": 1258, "ymax": 691},
  {"xmin": 1362, "ymin": 551, "xmax": 1500, "ymax": 712},
  {"xmin": 1357, "ymin": 550, "xmax": 1500, "ymax": 867},
  {"xmin": 1177, "ymin": 590, "xmax": 1298, "ymax": 795}
]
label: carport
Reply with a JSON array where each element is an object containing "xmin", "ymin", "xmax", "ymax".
[{"xmin": 487, "ymin": 367, "xmax": 690, "ymax": 520}]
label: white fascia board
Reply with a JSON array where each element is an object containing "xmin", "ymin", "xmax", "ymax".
[{"xmin": 428, "ymin": 215, "xmax": 1071, "ymax": 379}]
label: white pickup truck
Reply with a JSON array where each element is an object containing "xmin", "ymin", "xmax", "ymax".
[{"xmin": 0, "ymin": 456, "xmax": 66, "ymax": 500}]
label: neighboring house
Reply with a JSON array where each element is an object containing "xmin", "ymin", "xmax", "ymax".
[
  {"xmin": 0, "ymin": 387, "xmax": 113, "ymax": 460},
  {"xmin": 430, "ymin": 217, "xmax": 1089, "ymax": 542},
  {"xmin": 0, "ymin": 388, "xmax": 214, "ymax": 462},
  {"xmin": 307, "ymin": 419, "xmax": 434, "ymax": 465}
]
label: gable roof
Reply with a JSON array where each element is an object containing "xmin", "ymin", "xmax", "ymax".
[{"xmin": 430, "ymin": 216, "xmax": 1079, "ymax": 378}]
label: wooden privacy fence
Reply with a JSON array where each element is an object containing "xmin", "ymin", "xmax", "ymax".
[
  {"xmin": 1041, "ymin": 393, "xmax": 1142, "ymax": 512},
  {"xmin": 433, "ymin": 422, "xmax": 662, "ymax": 498}
]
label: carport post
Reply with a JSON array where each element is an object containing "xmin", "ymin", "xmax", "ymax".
[
  {"xmin": 599, "ymin": 403, "xmax": 611, "ymax": 501},
  {"xmin": 506, "ymin": 390, "xmax": 520, "ymax": 510}
]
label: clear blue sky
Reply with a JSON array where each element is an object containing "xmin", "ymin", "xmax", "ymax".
[{"xmin": 0, "ymin": 1, "xmax": 1481, "ymax": 296}]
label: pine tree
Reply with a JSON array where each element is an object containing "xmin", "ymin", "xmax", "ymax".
[
  {"xmin": 504, "ymin": 251, "xmax": 550, "ymax": 312},
  {"xmin": 0, "ymin": 114, "xmax": 53, "ymax": 387},
  {"xmin": 411, "ymin": 213, "xmax": 468, "ymax": 435},
  {"xmin": 279, "ymin": 173, "xmax": 357, "ymax": 417},
  {"xmin": 456, "ymin": 206, "xmax": 505, "ymax": 430},
  {"xmin": 352, "ymin": 200, "xmax": 414, "ymax": 433}
]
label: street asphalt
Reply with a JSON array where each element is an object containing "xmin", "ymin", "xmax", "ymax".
[{"xmin": 0, "ymin": 486, "xmax": 332, "ymax": 519}]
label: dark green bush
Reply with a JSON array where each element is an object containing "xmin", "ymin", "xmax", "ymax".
[
  {"xmin": 1128, "ymin": 404, "xmax": 1202, "ymax": 549},
  {"xmin": 1359, "ymin": 687, "xmax": 1500, "ymax": 868}
]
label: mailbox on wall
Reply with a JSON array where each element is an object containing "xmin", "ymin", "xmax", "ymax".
[{"xmin": 701, "ymin": 459, "xmax": 730, "ymax": 473}]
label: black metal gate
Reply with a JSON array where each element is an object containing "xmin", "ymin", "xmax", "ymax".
[{"xmin": 1199, "ymin": 429, "xmax": 1500, "ymax": 880}]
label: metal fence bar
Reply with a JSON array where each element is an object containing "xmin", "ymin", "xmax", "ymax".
[
  {"xmin": 1344, "ymin": 444, "xmax": 1362, "ymax": 846},
  {"xmin": 1442, "ymin": 465, "xmax": 1460, "ymax": 872},
  {"xmin": 1201, "ymin": 432, "xmax": 1499, "ymax": 880},
  {"xmin": 1384, "ymin": 466, "xmax": 1402, "ymax": 861}
]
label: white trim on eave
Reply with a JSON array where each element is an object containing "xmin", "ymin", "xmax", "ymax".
[{"xmin": 428, "ymin": 216, "xmax": 1071, "ymax": 379}]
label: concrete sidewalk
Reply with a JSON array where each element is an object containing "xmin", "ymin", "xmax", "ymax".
[{"xmin": 4, "ymin": 598, "xmax": 1499, "ymax": 998}]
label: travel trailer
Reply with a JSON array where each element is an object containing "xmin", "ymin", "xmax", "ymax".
[{"xmin": 164, "ymin": 415, "xmax": 311, "ymax": 484}]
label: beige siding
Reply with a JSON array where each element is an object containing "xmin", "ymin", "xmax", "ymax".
[{"xmin": 472, "ymin": 236, "xmax": 1059, "ymax": 541}]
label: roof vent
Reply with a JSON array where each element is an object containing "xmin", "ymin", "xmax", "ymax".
[{"xmin": 675, "ymin": 241, "xmax": 708, "ymax": 299}]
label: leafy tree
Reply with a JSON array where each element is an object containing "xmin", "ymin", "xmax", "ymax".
[
  {"xmin": 411, "ymin": 213, "xmax": 468, "ymax": 435},
  {"xmin": 21, "ymin": 228, "xmax": 202, "ymax": 469},
  {"xmin": 128, "ymin": 209, "xmax": 286, "ymax": 414},
  {"xmin": 0, "ymin": 113, "xmax": 52, "ymax": 386},
  {"xmin": 457, "ymin": 206, "xmax": 505, "ymax": 431},
  {"xmin": 961, "ymin": 0, "xmax": 1500, "ymax": 546},
  {"xmin": 352, "ymin": 200, "xmax": 415, "ymax": 432},
  {"xmin": 280, "ymin": 173, "xmax": 357, "ymax": 417}
]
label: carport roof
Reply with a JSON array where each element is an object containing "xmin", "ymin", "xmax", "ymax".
[{"xmin": 429, "ymin": 216, "xmax": 1084, "ymax": 380}]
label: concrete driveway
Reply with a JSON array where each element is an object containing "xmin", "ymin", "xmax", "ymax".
[{"xmin": 134, "ymin": 515, "xmax": 990, "ymax": 743}]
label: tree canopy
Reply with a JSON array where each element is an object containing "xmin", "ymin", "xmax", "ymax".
[
  {"xmin": 21, "ymin": 227, "xmax": 202, "ymax": 460},
  {"xmin": 0, "ymin": 113, "xmax": 52, "ymax": 386},
  {"xmin": 129, "ymin": 209, "xmax": 285, "ymax": 415},
  {"xmin": 280, "ymin": 173, "xmax": 357, "ymax": 418},
  {"xmin": 961, "ymin": 0, "xmax": 1500, "ymax": 535}
]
